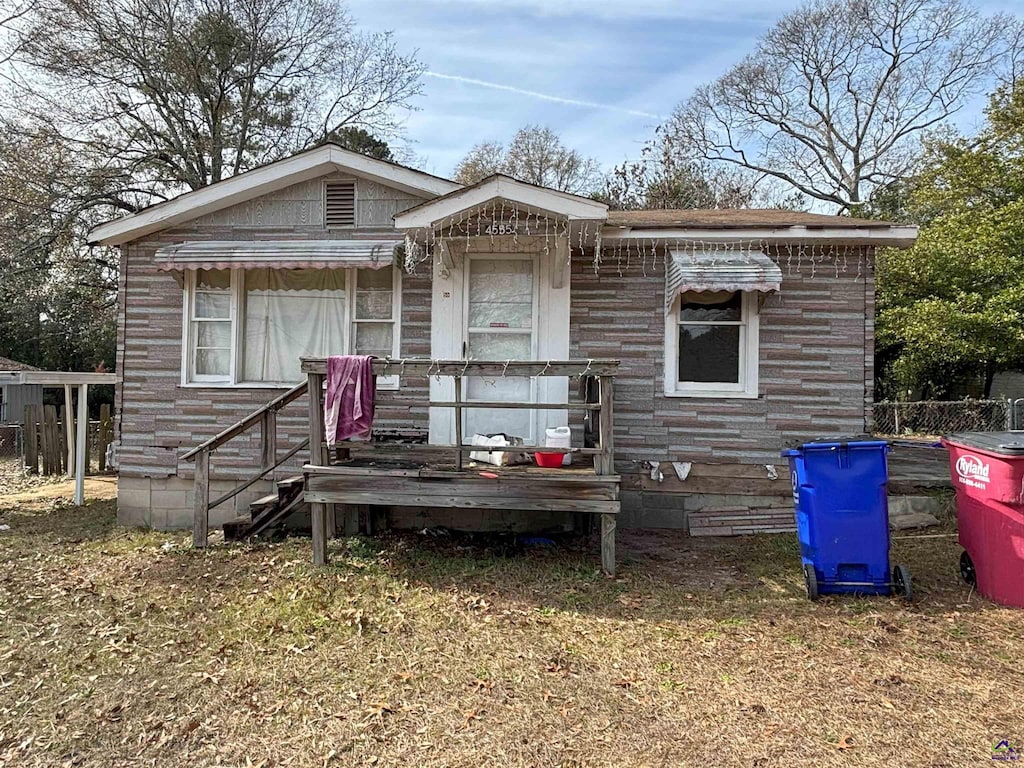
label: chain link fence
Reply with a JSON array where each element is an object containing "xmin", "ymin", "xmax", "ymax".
[
  {"xmin": 0, "ymin": 425, "xmax": 23, "ymax": 461},
  {"xmin": 872, "ymin": 399, "xmax": 1024, "ymax": 436}
]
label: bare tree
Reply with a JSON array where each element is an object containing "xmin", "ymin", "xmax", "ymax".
[
  {"xmin": 454, "ymin": 125, "xmax": 601, "ymax": 194},
  {"xmin": 600, "ymin": 130, "xmax": 805, "ymax": 210},
  {"xmin": 666, "ymin": 0, "xmax": 1011, "ymax": 212},
  {"xmin": 8, "ymin": 0, "xmax": 422, "ymax": 194}
]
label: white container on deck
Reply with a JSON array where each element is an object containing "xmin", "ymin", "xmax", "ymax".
[{"xmin": 545, "ymin": 426, "xmax": 572, "ymax": 466}]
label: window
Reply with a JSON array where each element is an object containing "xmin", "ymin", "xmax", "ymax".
[
  {"xmin": 182, "ymin": 267, "xmax": 400, "ymax": 387},
  {"xmin": 188, "ymin": 269, "xmax": 233, "ymax": 381},
  {"xmin": 664, "ymin": 290, "xmax": 759, "ymax": 398},
  {"xmin": 324, "ymin": 180, "xmax": 356, "ymax": 228}
]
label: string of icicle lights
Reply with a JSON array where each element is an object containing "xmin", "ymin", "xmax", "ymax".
[{"xmin": 400, "ymin": 200, "xmax": 873, "ymax": 279}]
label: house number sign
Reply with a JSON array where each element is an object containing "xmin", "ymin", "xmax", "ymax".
[{"xmin": 484, "ymin": 221, "xmax": 518, "ymax": 235}]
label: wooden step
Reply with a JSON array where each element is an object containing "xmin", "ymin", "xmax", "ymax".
[
  {"xmin": 223, "ymin": 516, "xmax": 252, "ymax": 541},
  {"xmin": 278, "ymin": 475, "xmax": 304, "ymax": 490},
  {"xmin": 246, "ymin": 491, "xmax": 306, "ymax": 538},
  {"xmin": 250, "ymin": 493, "xmax": 279, "ymax": 509}
]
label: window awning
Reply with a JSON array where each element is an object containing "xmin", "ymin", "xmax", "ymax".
[
  {"xmin": 155, "ymin": 240, "xmax": 400, "ymax": 271},
  {"xmin": 666, "ymin": 249, "xmax": 782, "ymax": 310}
]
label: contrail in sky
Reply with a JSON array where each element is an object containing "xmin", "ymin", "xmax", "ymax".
[{"xmin": 424, "ymin": 71, "xmax": 664, "ymax": 120}]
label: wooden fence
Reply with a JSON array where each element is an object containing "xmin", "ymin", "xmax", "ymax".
[{"xmin": 21, "ymin": 403, "xmax": 114, "ymax": 476}]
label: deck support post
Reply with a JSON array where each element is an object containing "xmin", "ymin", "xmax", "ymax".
[
  {"xmin": 193, "ymin": 449, "xmax": 210, "ymax": 548},
  {"xmin": 595, "ymin": 375, "xmax": 616, "ymax": 575},
  {"xmin": 601, "ymin": 513, "xmax": 616, "ymax": 577},
  {"xmin": 307, "ymin": 371, "xmax": 334, "ymax": 561},
  {"xmin": 311, "ymin": 502, "xmax": 328, "ymax": 566}
]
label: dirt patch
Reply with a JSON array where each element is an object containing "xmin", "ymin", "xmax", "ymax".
[{"xmin": 0, "ymin": 474, "xmax": 116, "ymax": 510}]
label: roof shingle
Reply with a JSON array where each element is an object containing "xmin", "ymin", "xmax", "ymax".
[
  {"xmin": 605, "ymin": 209, "xmax": 897, "ymax": 229},
  {"xmin": 0, "ymin": 356, "xmax": 40, "ymax": 372}
]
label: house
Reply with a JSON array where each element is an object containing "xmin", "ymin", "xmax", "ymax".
[
  {"xmin": 87, "ymin": 143, "xmax": 917, "ymax": 567},
  {"xmin": 0, "ymin": 356, "xmax": 43, "ymax": 425}
]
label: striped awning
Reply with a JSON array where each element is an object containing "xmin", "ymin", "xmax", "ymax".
[
  {"xmin": 155, "ymin": 240, "xmax": 400, "ymax": 271},
  {"xmin": 666, "ymin": 249, "xmax": 782, "ymax": 310}
]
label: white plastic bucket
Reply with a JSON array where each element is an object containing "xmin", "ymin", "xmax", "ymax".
[{"xmin": 545, "ymin": 426, "xmax": 572, "ymax": 466}]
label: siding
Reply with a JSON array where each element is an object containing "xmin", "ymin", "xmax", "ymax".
[
  {"xmin": 116, "ymin": 208, "xmax": 875, "ymax": 510},
  {"xmin": 0, "ymin": 384, "xmax": 43, "ymax": 425},
  {"xmin": 570, "ymin": 246, "xmax": 874, "ymax": 466},
  {"xmin": 115, "ymin": 174, "xmax": 430, "ymax": 480},
  {"xmin": 192, "ymin": 174, "xmax": 422, "ymax": 230}
]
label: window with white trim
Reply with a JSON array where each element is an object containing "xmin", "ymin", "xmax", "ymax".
[
  {"xmin": 188, "ymin": 269, "xmax": 234, "ymax": 381},
  {"xmin": 183, "ymin": 267, "xmax": 400, "ymax": 387},
  {"xmin": 664, "ymin": 290, "xmax": 760, "ymax": 398}
]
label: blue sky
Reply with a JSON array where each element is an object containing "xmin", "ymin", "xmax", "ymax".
[{"xmin": 347, "ymin": 0, "xmax": 999, "ymax": 179}]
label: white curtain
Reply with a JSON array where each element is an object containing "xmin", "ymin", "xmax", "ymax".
[{"xmin": 243, "ymin": 269, "xmax": 347, "ymax": 383}]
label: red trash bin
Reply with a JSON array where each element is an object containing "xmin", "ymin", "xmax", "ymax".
[{"xmin": 942, "ymin": 432, "xmax": 1024, "ymax": 608}]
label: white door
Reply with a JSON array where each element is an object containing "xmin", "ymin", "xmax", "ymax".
[{"xmin": 463, "ymin": 255, "xmax": 538, "ymax": 442}]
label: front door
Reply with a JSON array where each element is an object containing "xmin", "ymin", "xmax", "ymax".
[
  {"xmin": 428, "ymin": 236, "xmax": 570, "ymax": 447},
  {"xmin": 463, "ymin": 254, "xmax": 538, "ymax": 442}
]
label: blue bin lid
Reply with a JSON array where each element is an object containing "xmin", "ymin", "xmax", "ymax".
[{"xmin": 781, "ymin": 437, "xmax": 890, "ymax": 458}]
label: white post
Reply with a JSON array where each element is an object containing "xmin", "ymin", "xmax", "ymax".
[
  {"xmin": 63, "ymin": 384, "xmax": 75, "ymax": 478},
  {"xmin": 74, "ymin": 383, "xmax": 88, "ymax": 506}
]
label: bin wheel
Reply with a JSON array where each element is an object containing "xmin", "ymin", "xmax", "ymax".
[
  {"xmin": 959, "ymin": 551, "xmax": 976, "ymax": 586},
  {"xmin": 892, "ymin": 564, "xmax": 912, "ymax": 601},
  {"xmin": 803, "ymin": 564, "xmax": 819, "ymax": 601}
]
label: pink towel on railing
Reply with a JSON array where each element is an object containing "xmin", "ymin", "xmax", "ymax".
[{"xmin": 324, "ymin": 355, "xmax": 376, "ymax": 446}]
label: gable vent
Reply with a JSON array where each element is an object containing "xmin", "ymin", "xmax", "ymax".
[{"xmin": 324, "ymin": 180, "xmax": 356, "ymax": 227}]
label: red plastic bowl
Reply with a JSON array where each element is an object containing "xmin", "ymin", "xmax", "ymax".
[{"xmin": 534, "ymin": 452, "xmax": 564, "ymax": 468}]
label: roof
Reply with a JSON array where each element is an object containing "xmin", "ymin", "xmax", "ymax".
[
  {"xmin": 0, "ymin": 356, "xmax": 40, "ymax": 372},
  {"xmin": 394, "ymin": 174, "xmax": 608, "ymax": 229},
  {"xmin": 88, "ymin": 143, "xmax": 463, "ymax": 246},
  {"xmin": 606, "ymin": 209, "xmax": 898, "ymax": 229},
  {"xmin": 603, "ymin": 208, "xmax": 917, "ymax": 247}
]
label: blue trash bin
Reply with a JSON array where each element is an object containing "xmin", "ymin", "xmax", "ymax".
[{"xmin": 781, "ymin": 439, "xmax": 911, "ymax": 600}]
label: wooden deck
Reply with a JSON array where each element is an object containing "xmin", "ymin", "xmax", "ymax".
[
  {"xmin": 184, "ymin": 357, "xmax": 621, "ymax": 574},
  {"xmin": 302, "ymin": 358, "xmax": 621, "ymax": 574},
  {"xmin": 303, "ymin": 459, "xmax": 620, "ymax": 572}
]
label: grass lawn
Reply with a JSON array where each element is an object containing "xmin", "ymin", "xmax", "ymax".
[{"xmin": 0, "ymin": 485, "xmax": 1021, "ymax": 767}]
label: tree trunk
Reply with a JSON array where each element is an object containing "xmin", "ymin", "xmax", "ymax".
[{"xmin": 983, "ymin": 364, "xmax": 997, "ymax": 399}]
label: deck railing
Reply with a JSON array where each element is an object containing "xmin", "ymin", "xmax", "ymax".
[
  {"xmin": 300, "ymin": 357, "xmax": 620, "ymax": 569},
  {"xmin": 300, "ymin": 357, "xmax": 619, "ymax": 469},
  {"xmin": 183, "ymin": 358, "xmax": 620, "ymax": 555},
  {"xmin": 182, "ymin": 380, "xmax": 310, "ymax": 548}
]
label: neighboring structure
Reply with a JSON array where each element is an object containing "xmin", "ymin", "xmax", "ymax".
[
  {"xmin": 0, "ymin": 356, "xmax": 43, "ymax": 425},
  {"xmin": 88, "ymin": 143, "xmax": 917, "ymax": 539}
]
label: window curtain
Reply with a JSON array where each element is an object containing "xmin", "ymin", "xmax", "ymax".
[{"xmin": 244, "ymin": 269, "xmax": 347, "ymax": 383}]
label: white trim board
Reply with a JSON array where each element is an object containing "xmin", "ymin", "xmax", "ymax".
[
  {"xmin": 88, "ymin": 144, "xmax": 462, "ymax": 246},
  {"xmin": 602, "ymin": 225, "xmax": 918, "ymax": 247},
  {"xmin": 395, "ymin": 175, "xmax": 608, "ymax": 229},
  {"xmin": 3, "ymin": 371, "xmax": 118, "ymax": 386}
]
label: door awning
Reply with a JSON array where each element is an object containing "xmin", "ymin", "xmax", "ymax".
[
  {"xmin": 155, "ymin": 240, "xmax": 400, "ymax": 271},
  {"xmin": 666, "ymin": 249, "xmax": 782, "ymax": 310}
]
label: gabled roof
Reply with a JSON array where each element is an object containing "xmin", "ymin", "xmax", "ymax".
[
  {"xmin": 88, "ymin": 143, "xmax": 462, "ymax": 246},
  {"xmin": 394, "ymin": 174, "xmax": 608, "ymax": 229},
  {"xmin": 0, "ymin": 356, "xmax": 39, "ymax": 372}
]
